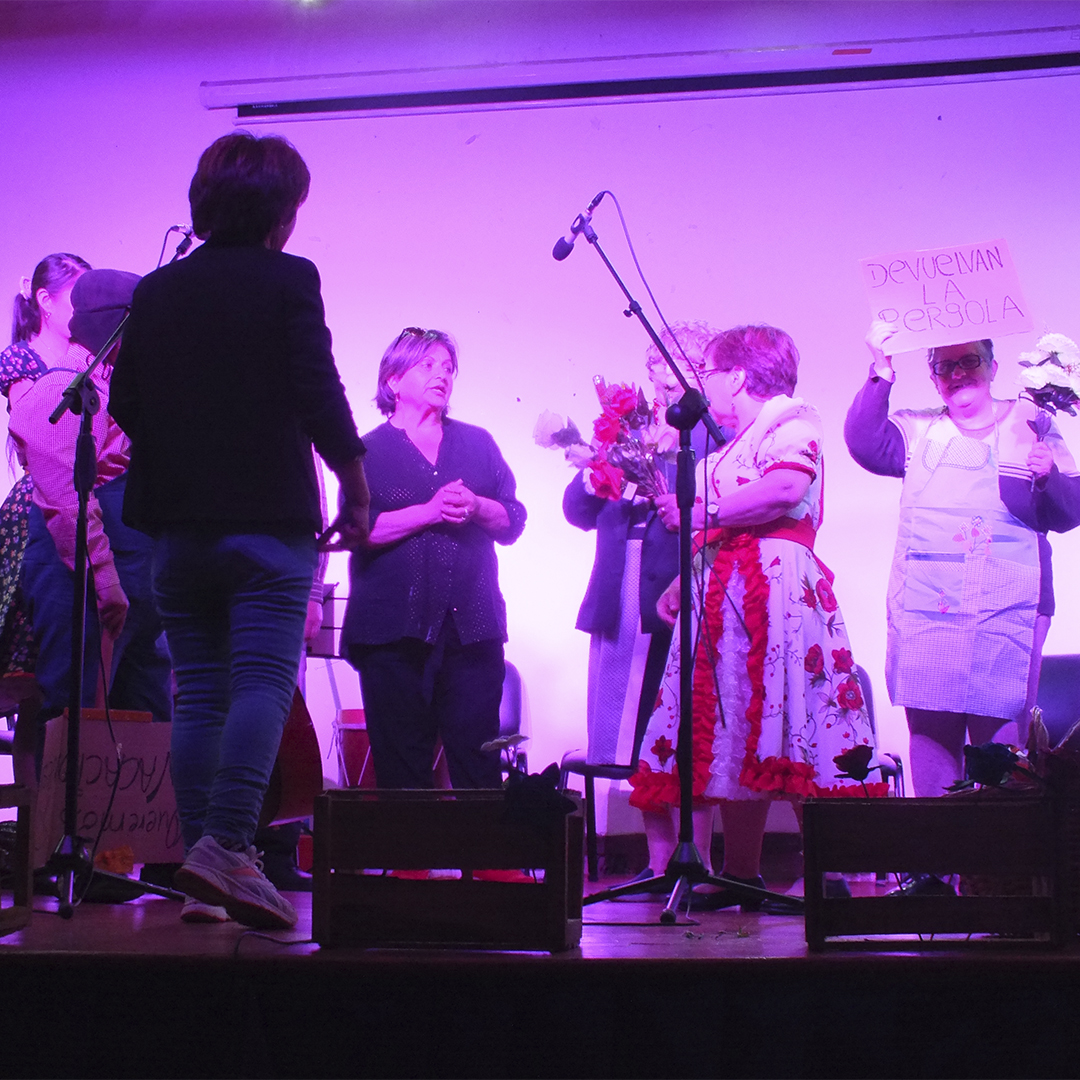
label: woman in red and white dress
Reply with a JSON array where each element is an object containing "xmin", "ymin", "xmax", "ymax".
[{"xmin": 632, "ymin": 324, "xmax": 884, "ymax": 908}]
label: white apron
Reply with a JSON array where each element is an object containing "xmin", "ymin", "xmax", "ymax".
[{"xmin": 885, "ymin": 413, "xmax": 1039, "ymax": 719}]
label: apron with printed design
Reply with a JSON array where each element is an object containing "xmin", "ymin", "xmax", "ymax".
[{"xmin": 885, "ymin": 414, "xmax": 1038, "ymax": 719}]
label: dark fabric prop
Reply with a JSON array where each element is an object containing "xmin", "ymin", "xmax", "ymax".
[
  {"xmin": 503, "ymin": 763, "xmax": 576, "ymax": 832},
  {"xmin": 963, "ymin": 742, "xmax": 1020, "ymax": 787}
]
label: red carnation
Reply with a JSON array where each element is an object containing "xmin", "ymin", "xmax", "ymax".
[
  {"xmin": 831, "ymin": 648, "xmax": 853, "ymax": 674},
  {"xmin": 804, "ymin": 644, "xmax": 824, "ymax": 676},
  {"xmin": 593, "ymin": 412, "xmax": 621, "ymax": 444},
  {"xmin": 605, "ymin": 384, "xmax": 638, "ymax": 417},
  {"xmin": 836, "ymin": 676, "xmax": 864, "ymax": 712},
  {"xmin": 833, "ymin": 743, "xmax": 873, "ymax": 781},
  {"xmin": 589, "ymin": 461, "xmax": 625, "ymax": 501},
  {"xmin": 816, "ymin": 578, "xmax": 838, "ymax": 613}
]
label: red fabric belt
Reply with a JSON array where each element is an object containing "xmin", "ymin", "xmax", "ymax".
[{"xmin": 693, "ymin": 516, "xmax": 834, "ymax": 583}]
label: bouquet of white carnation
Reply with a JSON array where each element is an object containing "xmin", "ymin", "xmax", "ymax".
[{"xmin": 1018, "ymin": 333, "xmax": 1080, "ymax": 440}]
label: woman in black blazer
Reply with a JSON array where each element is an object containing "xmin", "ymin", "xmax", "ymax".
[{"xmin": 110, "ymin": 133, "xmax": 369, "ymax": 929}]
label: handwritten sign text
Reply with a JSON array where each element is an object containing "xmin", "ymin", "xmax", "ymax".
[{"xmin": 860, "ymin": 239, "xmax": 1033, "ymax": 353}]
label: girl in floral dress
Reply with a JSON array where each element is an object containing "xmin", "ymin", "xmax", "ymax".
[{"xmin": 632, "ymin": 325, "xmax": 884, "ymax": 907}]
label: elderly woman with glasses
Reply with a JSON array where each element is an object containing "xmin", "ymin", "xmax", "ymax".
[
  {"xmin": 630, "ymin": 325, "xmax": 881, "ymax": 910},
  {"xmin": 845, "ymin": 322, "xmax": 1080, "ymax": 820},
  {"xmin": 341, "ymin": 327, "xmax": 527, "ymax": 793}
]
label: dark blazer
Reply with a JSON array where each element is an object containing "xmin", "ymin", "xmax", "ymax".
[
  {"xmin": 564, "ymin": 425, "xmax": 712, "ymax": 637},
  {"xmin": 109, "ymin": 240, "xmax": 364, "ymax": 536}
]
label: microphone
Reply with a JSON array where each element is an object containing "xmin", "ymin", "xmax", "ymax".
[
  {"xmin": 552, "ymin": 192, "xmax": 605, "ymax": 261},
  {"xmin": 172, "ymin": 225, "xmax": 194, "ymax": 258}
]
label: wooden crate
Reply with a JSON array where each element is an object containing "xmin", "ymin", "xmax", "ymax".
[
  {"xmin": 803, "ymin": 795, "xmax": 1073, "ymax": 950},
  {"xmin": 313, "ymin": 789, "xmax": 583, "ymax": 952}
]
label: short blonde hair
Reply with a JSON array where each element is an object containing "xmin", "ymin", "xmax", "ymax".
[{"xmin": 645, "ymin": 321, "xmax": 718, "ymax": 374}]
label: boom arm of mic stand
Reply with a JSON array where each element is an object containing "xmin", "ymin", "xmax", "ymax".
[
  {"xmin": 49, "ymin": 311, "xmax": 128, "ymax": 426},
  {"xmin": 581, "ymin": 230, "xmax": 725, "ymax": 447}
]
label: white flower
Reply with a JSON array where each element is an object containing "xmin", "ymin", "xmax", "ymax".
[
  {"xmin": 533, "ymin": 410, "xmax": 566, "ymax": 448},
  {"xmin": 1020, "ymin": 333, "xmax": 1080, "ymax": 374},
  {"xmin": 566, "ymin": 443, "xmax": 596, "ymax": 468},
  {"xmin": 1019, "ymin": 365, "xmax": 1057, "ymax": 390},
  {"xmin": 1037, "ymin": 333, "xmax": 1080, "ymax": 367}
]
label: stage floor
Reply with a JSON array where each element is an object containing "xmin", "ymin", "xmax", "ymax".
[
  {"xmin": 8, "ymin": 874, "xmax": 1076, "ymax": 960},
  {"xmin": 3, "ymin": 879, "xmax": 818, "ymax": 961},
  {"xmin": 5, "ymin": 877, "xmax": 1080, "ymax": 1078}
]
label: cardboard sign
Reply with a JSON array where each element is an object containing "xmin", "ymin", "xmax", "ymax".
[
  {"xmin": 34, "ymin": 714, "xmax": 182, "ymax": 868},
  {"xmin": 859, "ymin": 239, "xmax": 1034, "ymax": 354}
]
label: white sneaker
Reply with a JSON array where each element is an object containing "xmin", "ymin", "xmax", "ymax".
[
  {"xmin": 175, "ymin": 835, "xmax": 298, "ymax": 930},
  {"xmin": 181, "ymin": 896, "xmax": 230, "ymax": 924}
]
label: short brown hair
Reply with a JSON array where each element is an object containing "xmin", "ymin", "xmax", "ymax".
[
  {"xmin": 704, "ymin": 326, "xmax": 799, "ymax": 403},
  {"xmin": 705, "ymin": 324, "xmax": 799, "ymax": 399},
  {"xmin": 189, "ymin": 132, "xmax": 310, "ymax": 244}
]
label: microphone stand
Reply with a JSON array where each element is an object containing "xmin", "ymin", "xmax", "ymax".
[
  {"xmin": 47, "ymin": 317, "xmax": 183, "ymax": 916},
  {"xmin": 570, "ymin": 222, "xmax": 802, "ymax": 922}
]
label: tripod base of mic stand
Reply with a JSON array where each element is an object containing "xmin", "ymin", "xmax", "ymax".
[
  {"xmin": 47, "ymin": 835, "xmax": 185, "ymax": 917},
  {"xmin": 583, "ymin": 841, "xmax": 804, "ymax": 922}
]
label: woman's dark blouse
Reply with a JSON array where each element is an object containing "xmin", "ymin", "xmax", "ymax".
[{"xmin": 342, "ymin": 418, "xmax": 526, "ymax": 648}]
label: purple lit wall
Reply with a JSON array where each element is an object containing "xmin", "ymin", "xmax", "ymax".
[{"xmin": 2, "ymin": 2, "xmax": 1079, "ymax": 832}]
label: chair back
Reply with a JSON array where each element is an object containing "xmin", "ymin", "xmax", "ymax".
[
  {"xmin": 1036, "ymin": 654, "xmax": 1080, "ymax": 747},
  {"xmin": 499, "ymin": 661, "xmax": 523, "ymax": 738},
  {"xmin": 498, "ymin": 661, "xmax": 528, "ymax": 774}
]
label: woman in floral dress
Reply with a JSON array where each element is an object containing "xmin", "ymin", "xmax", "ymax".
[{"xmin": 631, "ymin": 324, "xmax": 884, "ymax": 908}]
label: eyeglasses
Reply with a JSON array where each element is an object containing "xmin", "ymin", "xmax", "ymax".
[
  {"xmin": 930, "ymin": 353, "xmax": 986, "ymax": 378},
  {"xmin": 394, "ymin": 326, "xmax": 428, "ymax": 345}
]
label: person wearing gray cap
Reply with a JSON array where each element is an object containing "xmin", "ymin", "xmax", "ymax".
[{"xmin": 8, "ymin": 269, "xmax": 173, "ymax": 750}]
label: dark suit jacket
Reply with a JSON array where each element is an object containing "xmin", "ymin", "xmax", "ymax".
[{"xmin": 109, "ymin": 240, "xmax": 364, "ymax": 536}]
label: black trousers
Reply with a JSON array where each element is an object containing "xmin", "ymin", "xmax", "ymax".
[{"xmin": 349, "ymin": 620, "xmax": 504, "ymax": 789}]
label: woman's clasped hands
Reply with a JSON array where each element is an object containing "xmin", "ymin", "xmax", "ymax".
[{"xmin": 431, "ymin": 478, "xmax": 477, "ymax": 526}]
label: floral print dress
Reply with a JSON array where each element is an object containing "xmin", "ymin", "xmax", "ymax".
[
  {"xmin": 629, "ymin": 395, "xmax": 885, "ymax": 810},
  {"xmin": 0, "ymin": 342, "xmax": 50, "ymax": 674}
]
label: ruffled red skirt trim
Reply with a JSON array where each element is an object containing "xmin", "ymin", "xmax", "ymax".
[{"xmin": 628, "ymin": 529, "xmax": 887, "ymax": 811}]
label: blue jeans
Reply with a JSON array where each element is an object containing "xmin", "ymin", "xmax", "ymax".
[
  {"xmin": 23, "ymin": 475, "xmax": 172, "ymax": 725},
  {"xmin": 152, "ymin": 530, "xmax": 316, "ymax": 852}
]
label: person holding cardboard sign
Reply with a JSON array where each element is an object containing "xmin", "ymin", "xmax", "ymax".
[{"xmin": 845, "ymin": 322, "xmax": 1080, "ymax": 848}]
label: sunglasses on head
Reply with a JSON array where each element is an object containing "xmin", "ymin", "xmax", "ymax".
[{"xmin": 394, "ymin": 326, "xmax": 433, "ymax": 346}]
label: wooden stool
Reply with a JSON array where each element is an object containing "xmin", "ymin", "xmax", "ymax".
[{"xmin": 0, "ymin": 783, "xmax": 32, "ymax": 934}]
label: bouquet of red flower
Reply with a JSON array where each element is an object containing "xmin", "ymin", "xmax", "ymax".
[{"xmin": 534, "ymin": 376, "xmax": 668, "ymax": 501}]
